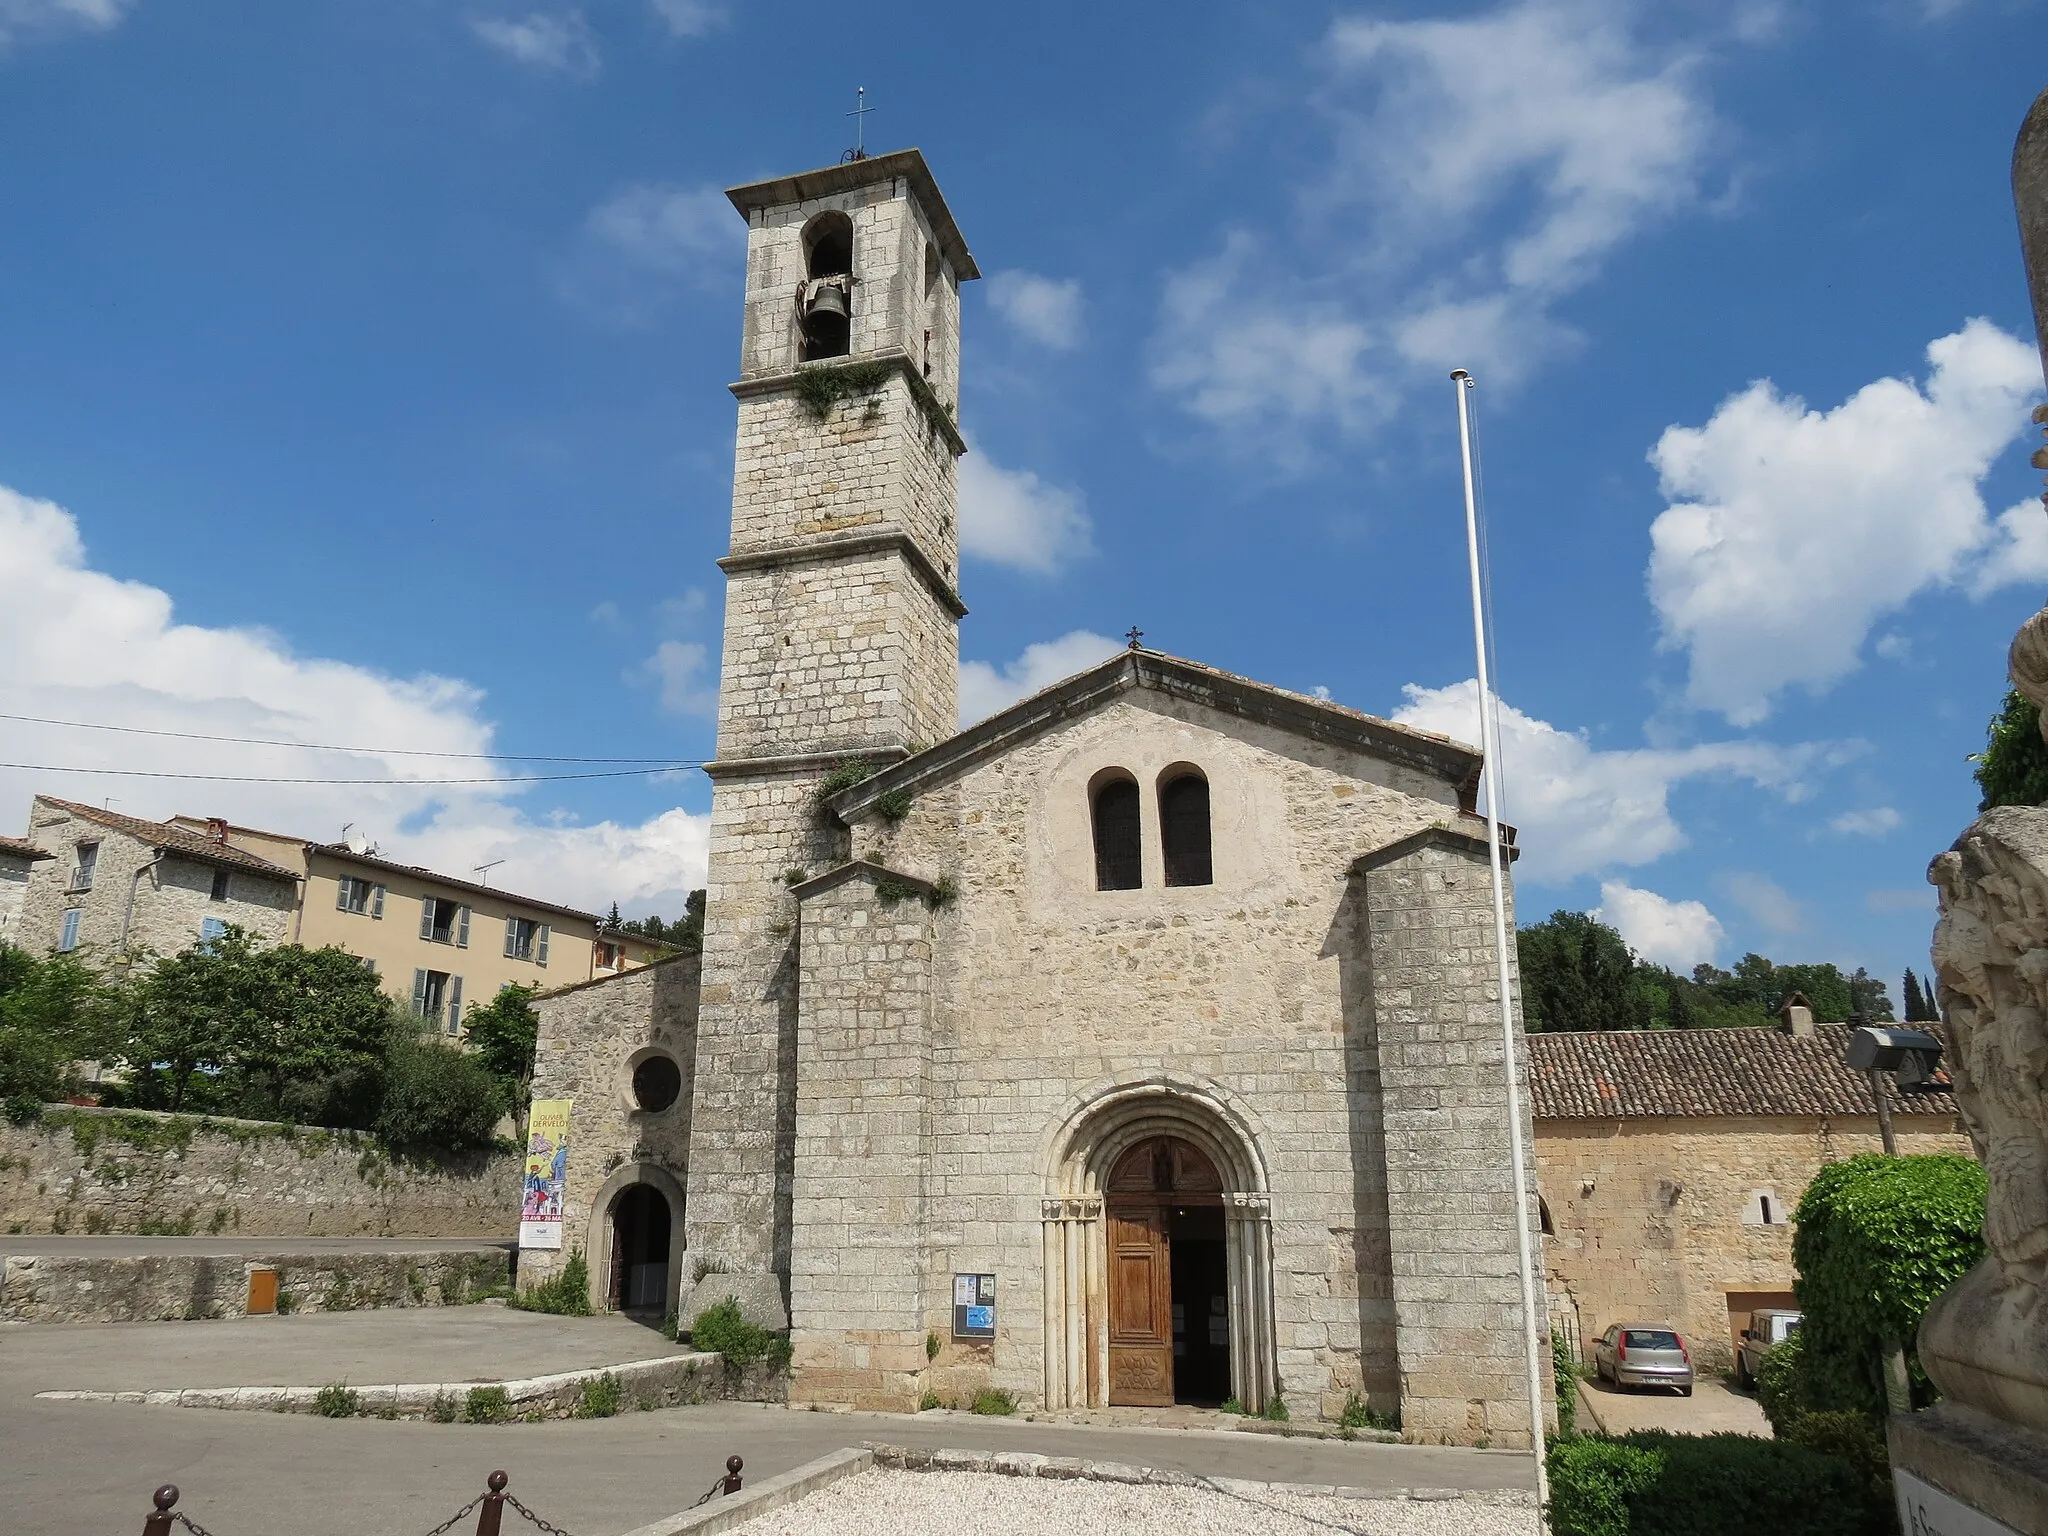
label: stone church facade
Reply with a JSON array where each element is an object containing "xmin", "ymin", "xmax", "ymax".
[{"xmin": 524, "ymin": 149, "xmax": 1545, "ymax": 1445}]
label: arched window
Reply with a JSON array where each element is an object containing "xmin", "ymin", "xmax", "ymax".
[
  {"xmin": 1159, "ymin": 770, "xmax": 1213, "ymax": 887},
  {"xmin": 800, "ymin": 211, "xmax": 853, "ymax": 361},
  {"xmin": 1092, "ymin": 774, "xmax": 1141, "ymax": 891}
]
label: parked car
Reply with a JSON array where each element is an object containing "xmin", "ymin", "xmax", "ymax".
[
  {"xmin": 1735, "ymin": 1308, "xmax": 1802, "ymax": 1388},
  {"xmin": 1594, "ymin": 1323, "xmax": 1694, "ymax": 1395}
]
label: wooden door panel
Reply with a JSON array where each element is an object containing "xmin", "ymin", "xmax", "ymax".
[{"xmin": 1107, "ymin": 1204, "xmax": 1174, "ymax": 1405}]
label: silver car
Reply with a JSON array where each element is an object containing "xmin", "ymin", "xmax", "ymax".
[{"xmin": 1594, "ymin": 1323, "xmax": 1694, "ymax": 1395}]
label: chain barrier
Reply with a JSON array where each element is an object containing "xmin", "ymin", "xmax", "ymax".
[
  {"xmin": 691, "ymin": 1455, "xmax": 746, "ymax": 1506},
  {"xmin": 416, "ymin": 1494, "xmax": 487, "ymax": 1536},
  {"xmin": 171, "ymin": 1511, "xmax": 224, "ymax": 1536},
  {"xmin": 503, "ymin": 1492, "xmax": 577, "ymax": 1536}
]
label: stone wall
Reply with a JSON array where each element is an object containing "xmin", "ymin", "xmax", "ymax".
[
  {"xmin": 522, "ymin": 954, "xmax": 699, "ymax": 1309},
  {"xmin": 1, "ymin": 1107, "xmax": 519, "ymax": 1238},
  {"xmin": 1, "ymin": 1245, "xmax": 508, "ymax": 1323},
  {"xmin": 1536, "ymin": 1113, "xmax": 1975, "ymax": 1372}
]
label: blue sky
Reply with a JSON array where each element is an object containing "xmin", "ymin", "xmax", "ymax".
[{"xmin": 1, "ymin": 0, "xmax": 2043, "ymax": 998}]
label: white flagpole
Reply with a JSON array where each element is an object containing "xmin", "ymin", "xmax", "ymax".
[{"xmin": 1451, "ymin": 368, "xmax": 1551, "ymax": 1521}]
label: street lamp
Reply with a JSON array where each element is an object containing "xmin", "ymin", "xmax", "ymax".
[{"xmin": 1845, "ymin": 1023, "xmax": 1944, "ymax": 1156}]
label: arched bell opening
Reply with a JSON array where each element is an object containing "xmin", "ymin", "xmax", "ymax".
[
  {"xmin": 1040, "ymin": 1083, "xmax": 1276, "ymax": 1413},
  {"xmin": 800, "ymin": 211, "xmax": 854, "ymax": 361}
]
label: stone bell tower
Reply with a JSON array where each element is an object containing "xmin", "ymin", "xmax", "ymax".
[{"xmin": 682, "ymin": 151, "xmax": 978, "ymax": 1293}]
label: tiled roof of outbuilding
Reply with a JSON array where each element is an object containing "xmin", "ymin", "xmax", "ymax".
[
  {"xmin": 0, "ymin": 836, "xmax": 53, "ymax": 861},
  {"xmin": 1528, "ymin": 1024, "xmax": 1960, "ymax": 1120},
  {"xmin": 34, "ymin": 798, "xmax": 299, "ymax": 880}
]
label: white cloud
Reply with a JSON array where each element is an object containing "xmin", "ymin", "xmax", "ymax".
[
  {"xmin": 1389, "ymin": 679, "xmax": 1825, "ymax": 884},
  {"xmin": 1593, "ymin": 880, "xmax": 1724, "ymax": 969},
  {"xmin": 0, "ymin": 0, "xmax": 133, "ymax": 51},
  {"xmin": 0, "ymin": 482, "xmax": 709, "ymax": 916},
  {"xmin": 469, "ymin": 11, "xmax": 600, "ymax": 79},
  {"xmin": 1648, "ymin": 320, "xmax": 2044, "ymax": 724},
  {"xmin": 985, "ymin": 271, "xmax": 1084, "ymax": 350},
  {"xmin": 1830, "ymin": 806, "xmax": 1901, "ymax": 837},
  {"xmin": 1969, "ymin": 498, "xmax": 2048, "ymax": 598},
  {"xmin": 637, "ymin": 640, "xmax": 714, "ymax": 717},
  {"xmin": 647, "ymin": 0, "xmax": 720, "ymax": 36},
  {"xmin": 567, "ymin": 182, "xmax": 740, "ymax": 319},
  {"xmin": 1719, "ymin": 870, "xmax": 1805, "ymax": 933},
  {"xmin": 960, "ymin": 632, "xmax": 1123, "ymax": 726},
  {"xmin": 958, "ymin": 446, "xmax": 1094, "ymax": 576},
  {"xmin": 1152, "ymin": 0, "xmax": 1715, "ymax": 460}
]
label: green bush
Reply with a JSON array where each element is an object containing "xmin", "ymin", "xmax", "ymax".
[
  {"xmin": 312, "ymin": 1382, "xmax": 360, "ymax": 1418},
  {"xmin": 1554, "ymin": 1328, "xmax": 1580, "ymax": 1438},
  {"xmin": 1754, "ymin": 1330, "xmax": 1809, "ymax": 1438},
  {"xmin": 919, "ymin": 1389, "xmax": 942, "ymax": 1411},
  {"xmin": 1548, "ymin": 1431, "xmax": 1890, "ymax": 1536},
  {"xmin": 576, "ymin": 1372, "xmax": 623, "ymax": 1419},
  {"xmin": 1794, "ymin": 1153, "xmax": 1986, "ymax": 1414},
  {"xmin": 1549, "ymin": 1438, "xmax": 1662, "ymax": 1536},
  {"xmin": 374, "ymin": 1033, "xmax": 502, "ymax": 1154},
  {"xmin": 508, "ymin": 1249, "xmax": 592, "ymax": 1316},
  {"xmin": 1261, "ymin": 1395, "xmax": 1289, "ymax": 1422},
  {"xmin": 464, "ymin": 1385, "xmax": 511, "ymax": 1423},
  {"xmin": 969, "ymin": 1387, "xmax": 1017, "ymax": 1416},
  {"xmin": 428, "ymin": 1393, "xmax": 457, "ymax": 1423},
  {"xmin": 690, "ymin": 1296, "xmax": 793, "ymax": 1375}
]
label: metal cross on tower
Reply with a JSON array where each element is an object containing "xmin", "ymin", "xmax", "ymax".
[
  {"xmin": 1125, "ymin": 626, "xmax": 1144, "ymax": 650},
  {"xmin": 844, "ymin": 86, "xmax": 873, "ymax": 162}
]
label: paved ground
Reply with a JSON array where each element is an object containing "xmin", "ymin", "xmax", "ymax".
[
  {"xmin": 764, "ymin": 1467, "xmax": 1536, "ymax": 1536},
  {"xmin": 0, "ymin": 1234, "xmax": 513, "ymax": 1259},
  {"xmin": 1576, "ymin": 1373, "xmax": 1771, "ymax": 1437},
  {"xmin": 0, "ymin": 1311, "xmax": 1536, "ymax": 1535}
]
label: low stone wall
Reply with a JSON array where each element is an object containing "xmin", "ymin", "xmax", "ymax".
[
  {"xmin": 1, "ymin": 1106, "xmax": 521, "ymax": 1239},
  {"xmin": 0, "ymin": 1245, "xmax": 511, "ymax": 1323}
]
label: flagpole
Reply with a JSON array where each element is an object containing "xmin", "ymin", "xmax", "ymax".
[{"xmin": 1451, "ymin": 368, "xmax": 1551, "ymax": 1520}]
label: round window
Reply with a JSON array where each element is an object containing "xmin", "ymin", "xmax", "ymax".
[{"xmin": 631, "ymin": 1054, "xmax": 682, "ymax": 1113}]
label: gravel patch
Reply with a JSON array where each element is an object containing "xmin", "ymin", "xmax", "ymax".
[{"xmin": 746, "ymin": 1468, "xmax": 1539, "ymax": 1535}]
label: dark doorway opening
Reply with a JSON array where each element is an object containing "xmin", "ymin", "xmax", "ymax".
[
  {"xmin": 1169, "ymin": 1204, "xmax": 1230, "ymax": 1405},
  {"xmin": 608, "ymin": 1184, "xmax": 671, "ymax": 1312}
]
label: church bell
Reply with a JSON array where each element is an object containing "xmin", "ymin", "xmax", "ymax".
[{"xmin": 800, "ymin": 276, "xmax": 851, "ymax": 359}]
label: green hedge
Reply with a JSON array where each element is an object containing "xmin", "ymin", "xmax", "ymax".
[
  {"xmin": 1793, "ymin": 1153, "xmax": 1985, "ymax": 1413},
  {"xmin": 1547, "ymin": 1432, "xmax": 1891, "ymax": 1536}
]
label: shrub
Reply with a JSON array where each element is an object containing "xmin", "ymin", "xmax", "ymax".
[
  {"xmin": 1261, "ymin": 1395, "xmax": 1289, "ymax": 1422},
  {"xmin": 1338, "ymin": 1392, "xmax": 1399, "ymax": 1433},
  {"xmin": 919, "ymin": 1389, "xmax": 942, "ymax": 1411},
  {"xmin": 1793, "ymin": 1153, "xmax": 1986, "ymax": 1414},
  {"xmin": 875, "ymin": 789, "xmax": 914, "ymax": 823},
  {"xmin": 792, "ymin": 360, "xmax": 894, "ymax": 422},
  {"xmin": 507, "ymin": 1248, "xmax": 592, "ymax": 1316},
  {"xmin": 969, "ymin": 1387, "xmax": 1017, "ymax": 1416},
  {"xmin": 312, "ymin": 1382, "xmax": 360, "ymax": 1418},
  {"xmin": 375, "ymin": 1034, "xmax": 502, "ymax": 1154},
  {"xmin": 1553, "ymin": 1328, "xmax": 1580, "ymax": 1438},
  {"xmin": 813, "ymin": 758, "xmax": 878, "ymax": 807},
  {"xmin": 428, "ymin": 1393, "xmax": 457, "ymax": 1423},
  {"xmin": 465, "ymin": 1386, "xmax": 511, "ymax": 1423},
  {"xmin": 576, "ymin": 1372, "xmax": 623, "ymax": 1419},
  {"xmin": 690, "ymin": 1296, "xmax": 793, "ymax": 1376},
  {"xmin": 1548, "ymin": 1431, "xmax": 1891, "ymax": 1536}
]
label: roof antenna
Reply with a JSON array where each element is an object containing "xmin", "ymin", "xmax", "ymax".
[
  {"xmin": 842, "ymin": 86, "xmax": 872, "ymax": 162},
  {"xmin": 473, "ymin": 859, "xmax": 504, "ymax": 887}
]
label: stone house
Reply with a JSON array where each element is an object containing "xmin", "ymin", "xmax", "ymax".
[
  {"xmin": 1530, "ymin": 1020, "xmax": 1973, "ymax": 1374},
  {"xmin": 0, "ymin": 835, "xmax": 53, "ymax": 946},
  {"xmin": 16, "ymin": 796, "xmax": 299, "ymax": 962},
  {"xmin": 524, "ymin": 148, "xmax": 1550, "ymax": 1446}
]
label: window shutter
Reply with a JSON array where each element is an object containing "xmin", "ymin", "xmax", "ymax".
[
  {"xmin": 371, "ymin": 884, "xmax": 385, "ymax": 919},
  {"xmin": 447, "ymin": 976, "xmax": 464, "ymax": 1034},
  {"xmin": 336, "ymin": 880, "xmax": 349, "ymax": 911},
  {"xmin": 456, "ymin": 905, "xmax": 470, "ymax": 948},
  {"xmin": 504, "ymin": 916, "xmax": 518, "ymax": 957},
  {"xmin": 412, "ymin": 968, "xmax": 429, "ymax": 1016},
  {"xmin": 536, "ymin": 924, "xmax": 550, "ymax": 967},
  {"xmin": 419, "ymin": 899, "xmax": 436, "ymax": 941}
]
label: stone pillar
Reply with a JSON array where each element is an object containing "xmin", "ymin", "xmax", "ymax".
[
  {"xmin": 784, "ymin": 862, "xmax": 936, "ymax": 1411},
  {"xmin": 1224, "ymin": 1192, "xmax": 1276, "ymax": 1414},
  {"xmin": 1355, "ymin": 827, "xmax": 1548, "ymax": 1449},
  {"xmin": 1039, "ymin": 1194, "xmax": 1100, "ymax": 1409}
]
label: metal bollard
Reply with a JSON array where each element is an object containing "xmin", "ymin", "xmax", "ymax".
[
  {"xmin": 476, "ymin": 1471, "xmax": 508, "ymax": 1536},
  {"xmin": 143, "ymin": 1485, "xmax": 179, "ymax": 1536},
  {"xmin": 723, "ymin": 1456, "xmax": 744, "ymax": 1495}
]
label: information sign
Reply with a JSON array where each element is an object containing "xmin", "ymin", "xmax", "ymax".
[{"xmin": 952, "ymin": 1272, "xmax": 996, "ymax": 1339}]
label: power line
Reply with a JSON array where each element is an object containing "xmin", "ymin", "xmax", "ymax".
[
  {"xmin": 0, "ymin": 711, "xmax": 691, "ymax": 765},
  {"xmin": 0, "ymin": 761, "xmax": 700, "ymax": 786}
]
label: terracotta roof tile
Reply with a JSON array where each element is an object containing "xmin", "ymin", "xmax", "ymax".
[
  {"xmin": 0, "ymin": 836, "xmax": 53, "ymax": 861},
  {"xmin": 1528, "ymin": 1024, "xmax": 1959, "ymax": 1120},
  {"xmin": 35, "ymin": 798, "xmax": 299, "ymax": 880}
]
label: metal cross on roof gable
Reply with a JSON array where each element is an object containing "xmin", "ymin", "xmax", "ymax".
[
  {"xmin": 1125, "ymin": 626, "xmax": 1144, "ymax": 650},
  {"xmin": 844, "ymin": 86, "xmax": 873, "ymax": 162}
]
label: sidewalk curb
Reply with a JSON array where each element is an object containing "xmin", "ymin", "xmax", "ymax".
[
  {"xmin": 34, "ymin": 1351, "xmax": 730, "ymax": 1419},
  {"xmin": 861, "ymin": 1442, "xmax": 1538, "ymax": 1506},
  {"xmin": 617, "ymin": 1448, "xmax": 874, "ymax": 1535}
]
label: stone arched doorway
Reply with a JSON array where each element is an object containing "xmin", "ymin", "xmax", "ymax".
[
  {"xmin": 608, "ymin": 1183, "xmax": 671, "ymax": 1312},
  {"xmin": 1041, "ymin": 1081, "xmax": 1276, "ymax": 1412}
]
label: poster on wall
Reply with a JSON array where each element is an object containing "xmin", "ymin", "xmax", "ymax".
[{"xmin": 519, "ymin": 1099, "xmax": 573, "ymax": 1250}]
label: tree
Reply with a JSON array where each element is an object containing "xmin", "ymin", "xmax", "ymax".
[
  {"xmin": 1846, "ymin": 968, "xmax": 1895, "ymax": 1023},
  {"xmin": 606, "ymin": 901, "xmax": 622, "ymax": 928},
  {"xmin": 1515, "ymin": 911, "xmax": 1646, "ymax": 1032},
  {"xmin": 622, "ymin": 889, "xmax": 706, "ymax": 953},
  {"xmin": 0, "ymin": 945, "xmax": 128, "ymax": 1116},
  {"xmin": 1902, "ymin": 968, "xmax": 1939, "ymax": 1023},
  {"xmin": 1973, "ymin": 688, "xmax": 2048, "ymax": 809},
  {"xmin": 463, "ymin": 983, "xmax": 540, "ymax": 1114}
]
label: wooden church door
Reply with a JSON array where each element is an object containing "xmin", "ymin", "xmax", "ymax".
[{"xmin": 1105, "ymin": 1136, "xmax": 1225, "ymax": 1406}]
